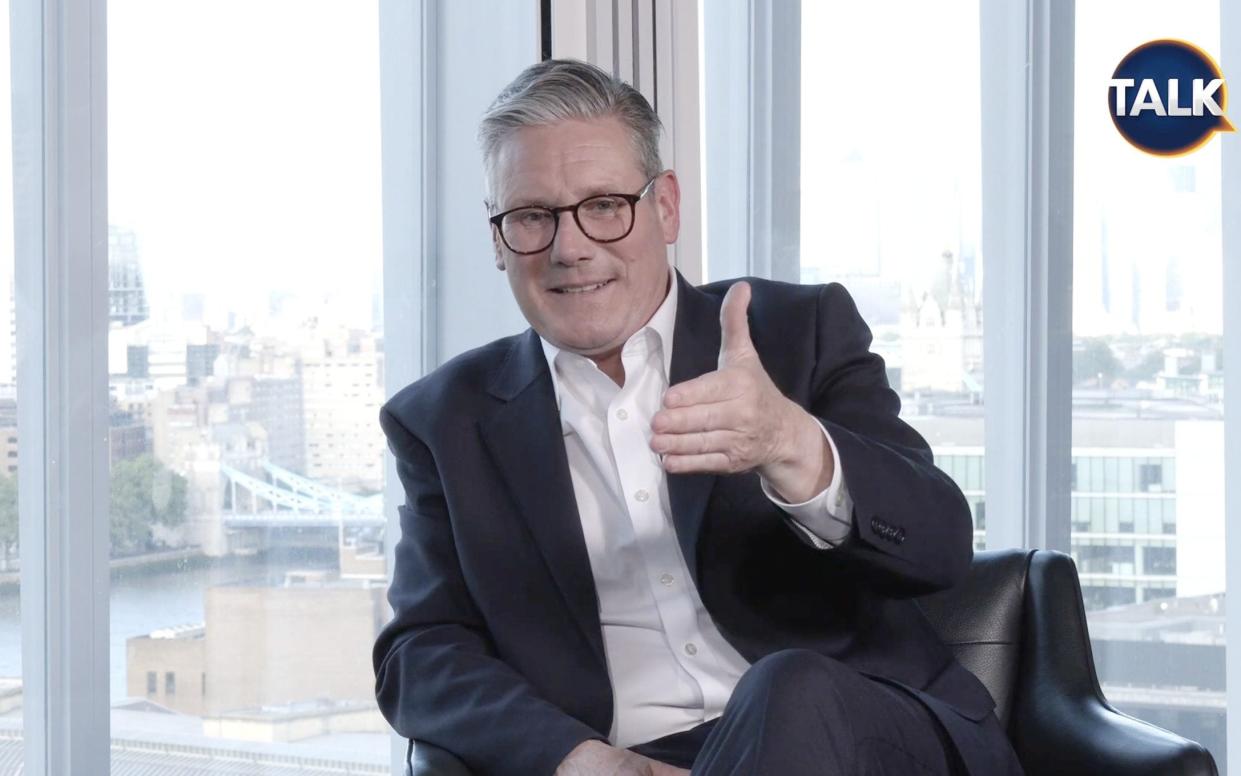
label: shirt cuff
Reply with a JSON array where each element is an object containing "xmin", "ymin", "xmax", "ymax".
[{"xmin": 759, "ymin": 419, "xmax": 854, "ymax": 549}]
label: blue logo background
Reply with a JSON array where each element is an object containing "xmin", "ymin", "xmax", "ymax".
[{"xmin": 1109, "ymin": 39, "xmax": 1233, "ymax": 156}]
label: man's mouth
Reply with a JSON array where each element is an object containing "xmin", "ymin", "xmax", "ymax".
[{"xmin": 551, "ymin": 279, "xmax": 614, "ymax": 294}]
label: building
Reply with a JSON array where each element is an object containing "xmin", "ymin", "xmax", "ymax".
[
  {"xmin": 126, "ymin": 570, "xmax": 387, "ymax": 741},
  {"xmin": 0, "ymin": 398, "xmax": 16, "ymax": 477},
  {"xmin": 126, "ymin": 624, "xmax": 207, "ymax": 716},
  {"xmin": 109, "ymin": 226, "xmax": 150, "ymax": 326},
  {"xmin": 920, "ymin": 407, "xmax": 1221, "ymax": 610},
  {"xmin": 110, "ymin": 407, "xmax": 151, "ymax": 464},
  {"xmin": 241, "ymin": 375, "xmax": 306, "ymax": 475},
  {"xmin": 297, "ymin": 324, "xmax": 384, "ymax": 494},
  {"xmin": 186, "ymin": 342, "xmax": 222, "ymax": 385},
  {"xmin": 898, "ymin": 250, "xmax": 983, "ymax": 395}
]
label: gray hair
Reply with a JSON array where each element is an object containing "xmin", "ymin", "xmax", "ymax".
[{"xmin": 478, "ymin": 58, "xmax": 663, "ymax": 206}]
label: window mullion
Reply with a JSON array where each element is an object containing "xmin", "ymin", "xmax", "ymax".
[
  {"xmin": 1220, "ymin": 0, "xmax": 1240, "ymax": 771},
  {"xmin": 15, "ymin": 0, "xmax": 112, "ymax": 772},
  {"xmin": 1024, "ymin": 0, "xmax": 1075, "ymax": 553},
  {"xmin": 981, "ymin": 0, "xmax": 1032, "ymax": 551}
]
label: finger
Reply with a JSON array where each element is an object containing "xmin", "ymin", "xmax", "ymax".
[
  {"xmin": 660, "ymin": 451, "xmax": 738, "ymax": 474},
  {"xmin": 651, "ymin": 402, "xmax": 736, "ymax": 434},
  {"xmin": 650, "ymin": 429, "xmax": 739, "ymax": 456},
  {"xmin": 718, "ymin": 281, "xmax": 755, "ymax": 368},
  {"xmin": 663, "ymin": 372, "xmax": 739, "ymax": 408}
]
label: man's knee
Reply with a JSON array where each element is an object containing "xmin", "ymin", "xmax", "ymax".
[{"xmin": 736, "ymin": 648, "xmax": 852, "ymax": 701}]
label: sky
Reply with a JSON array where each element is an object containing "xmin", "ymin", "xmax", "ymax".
[
  {"xmin": 106, "ymin": 0, "xmax": 383, "ymax": 330},
  {"xmin": 800, "ymin": 0, "xmax": 1228, "ymax": 339},
  {"xmin": 0, "ymin": 0, "xmax": 1231, "ymax": 340}
]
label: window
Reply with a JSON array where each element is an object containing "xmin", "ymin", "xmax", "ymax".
[
  {"xmin": 107, "ymin": 2, "xmax": 387, "ymax": 771},
  {"xmin": 1071, "ymin": 0, "xmax": 1224, "ymax": 762},
  {"xmin": 0, "ymin": 0, "xmax": 24, "ymax": 752},
  {"xmin": 1140, "ymin": 463, "xmax": 1164, "ymax": 492},
  {"xmin": 1146, "ymin": 547, "xmax": 1177, "ymax": 577},
  {"xmin": 146, "ymin": 671, "xmax": 156, "ymax": 695},
  {"xmin": 799, "ymin": 1, "xmax": 985, "ymax": 547}
]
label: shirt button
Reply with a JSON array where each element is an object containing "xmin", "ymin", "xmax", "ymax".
[
  {"xmin": 684, "ymin": 642, "xmax": 698, "ymax": 656},
  {"xmin": 659, "ymin": 573, "xmax": 674, "ymax": 586},
  {"xmin": 634, "ymin": 489, "xmax": 650, "ymax": 503},
  {"xmin": 616, "ymin": 408, "xmax": 629, "ymax": 420}
]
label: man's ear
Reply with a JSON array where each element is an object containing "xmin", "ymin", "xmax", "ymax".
[
  {"xmin": 491, "ymin": 229, "xmax": 507, "ymax": 271},
  {"xmin": 485, "ymin": 199, "xmax": 506, "ymax": 270},
  {"xmin": 654, "ymin": 170, "xmax": 681, "ymax": 244}
]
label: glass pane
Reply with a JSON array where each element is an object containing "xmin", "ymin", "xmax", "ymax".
[
  {"xmin": 0, "ymin": 0, "xmax": 22, "ymax": 763},
  {"xmin": 107, "ymin": 3, "xmax": 387, "ymax": 772},
  {"xmin": 800, "ymin": 2, "xmax": 985, "ymax": 549},
  {"xmin": 1073, "ymin": 0, "xmax": 1224, "ymax": 766}
]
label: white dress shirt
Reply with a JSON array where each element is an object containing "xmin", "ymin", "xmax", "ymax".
[{"xmin": 538, "ymin": 266, "xmax": 854, "ymax": 747}]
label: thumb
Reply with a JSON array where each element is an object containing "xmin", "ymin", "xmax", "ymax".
[{"xmin": 718, "ymin": 281, "xmax": 755, "ymax": 368}]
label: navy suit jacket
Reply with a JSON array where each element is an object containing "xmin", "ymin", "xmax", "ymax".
[{"xmin": 375, "ymin": 271, "xmax": 1002, "ymax": 776}]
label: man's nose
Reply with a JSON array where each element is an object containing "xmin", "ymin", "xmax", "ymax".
[{"xmin": 549, "ymin": 209, "xmax": 593, "ymax": 265}]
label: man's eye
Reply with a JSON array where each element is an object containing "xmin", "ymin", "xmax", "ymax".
[
  {"xmin": 583, "ymin": 197, "xmax": 622, "ymax": 215},
  {"xmin": 514, "ymin": 210, "xmax": 551, "ymax": 227}
]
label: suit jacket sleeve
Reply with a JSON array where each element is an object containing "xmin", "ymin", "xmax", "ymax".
[
  {"xmin": 794, "ymin": 281, "xmax": 974, "ymax": 597},
  {"xmin": 374, "ymin": 406, "xmax": 605, "ymax": 776}
]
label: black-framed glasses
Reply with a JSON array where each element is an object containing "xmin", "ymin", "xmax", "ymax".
[{"xmin": 488, "ymin": 176, "xmax": 658, "ymax": 255}]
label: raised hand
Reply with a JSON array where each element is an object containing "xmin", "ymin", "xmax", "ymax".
[{"xmin": 650, "ymin": 281, "xmax": 833, "ymax": 503}]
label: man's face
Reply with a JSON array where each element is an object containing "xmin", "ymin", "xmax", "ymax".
[{"xmin": 489, "ymin": 116, "xmax": 680, "ymax": 358}]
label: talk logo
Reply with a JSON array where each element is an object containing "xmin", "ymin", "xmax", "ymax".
[{"xmin": 1107, "ymin": 39, "xmax": 1234, "ymax": 156}]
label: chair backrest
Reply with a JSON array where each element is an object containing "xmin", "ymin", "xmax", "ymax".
[{"xmin": 915, "ymin": 548, "xmax": 1035, "ymax": 730}]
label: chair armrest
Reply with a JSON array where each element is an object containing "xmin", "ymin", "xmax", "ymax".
[
  {"xmin": 408, "ymin": 739, "xmax": 474, "ymax": 776},
  {"xmin": 1011, "ymin": 551, "xmax": 1217, "ymax": 776},
  {"xmin": 1016, "ymin": 693, "xmax": 1216, "ymax": 776}
]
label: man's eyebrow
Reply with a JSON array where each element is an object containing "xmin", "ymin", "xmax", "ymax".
[
  {"xmin": 502, "ymin": 183, "xmax": 630, "ymax": 210},
  {"xmin": 581, "ymin": 182, "xmax": 627, "ymax": 197},
  {"xmin": 500, "ymin": 194, "xmax": 554, "ymax": 210}
]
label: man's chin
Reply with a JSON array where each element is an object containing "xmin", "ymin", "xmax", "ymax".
[{"xmin": 546, "ymin": 330, "xmax": 625, "ymax": 358}]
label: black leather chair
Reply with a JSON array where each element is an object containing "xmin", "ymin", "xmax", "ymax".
[{"xmin": 401, "ymin": 549, "xmax": 1219, "ymax": 775}]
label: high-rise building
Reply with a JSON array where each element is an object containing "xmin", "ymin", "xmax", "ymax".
[
  {"xmin": 109, "ymin": 226, "xmax": 150, "ymax": 326},
  {"xmin": 298, "ymin": 324, "xmax": 383, "ymax": 494},
  {"xmin": 187, "ymin": 342, "xmax": 221, "ymax": 386}
]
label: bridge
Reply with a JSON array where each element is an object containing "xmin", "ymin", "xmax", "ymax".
[{"xmin": 218, "ymin": 460, "xmax": 384, "ymax": 528}]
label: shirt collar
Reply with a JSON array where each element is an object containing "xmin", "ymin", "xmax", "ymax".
[{"xmin": 538, "ymin": 264, "xmax": 678, "ymax": 409}]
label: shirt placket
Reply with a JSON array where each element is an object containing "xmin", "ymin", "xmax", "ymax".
[{"xmin": 609, "ymin": 337, "xmax": 713, "ymax": 713}]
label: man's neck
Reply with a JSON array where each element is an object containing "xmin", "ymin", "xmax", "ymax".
[{"xmin": 591, "ymin": 348, "xmax": 626, "ymax": 387}]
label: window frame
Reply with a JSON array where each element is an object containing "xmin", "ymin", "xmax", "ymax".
[
  {"xmin": 1220, "ymin": 0, "xmax": 1241, "ymax": 769},
  {"xmin": 15, "ymin": 0, "xmax": 112, "ymax": 772}
]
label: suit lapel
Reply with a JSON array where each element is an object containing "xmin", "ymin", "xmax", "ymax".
[
  {"xmin": 666, "ymin": 270, "xmax": 725, "ymax": 591},
  {"xmin": 478, "ymin": 330, "xmax": 607, "ymax": 673}
]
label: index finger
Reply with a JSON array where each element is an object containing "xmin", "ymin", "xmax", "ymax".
[{"xmin": 663, "ymin": 371, "xmax": 738, "ymax": 408}]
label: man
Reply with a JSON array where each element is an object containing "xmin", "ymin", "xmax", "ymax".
[{"xmin": 375, "ymin": 59, "xmax": 1023, "ymax": 776}]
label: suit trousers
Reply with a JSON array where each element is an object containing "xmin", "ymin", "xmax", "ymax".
[{"xmin": 630, "ymin": 648, "xmax": 1017, "ymax": 775}]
